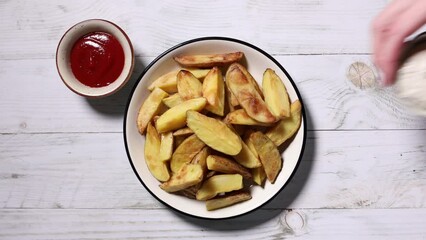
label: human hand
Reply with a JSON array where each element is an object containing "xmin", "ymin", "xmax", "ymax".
[{"xmin": 372, "ymin": 0, "xmax": 426, "ymax": 86}]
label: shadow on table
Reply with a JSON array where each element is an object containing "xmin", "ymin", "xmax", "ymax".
[
  {"xmin": 173, "ymin": 105, "xmax": 317, "ymax": 229},
  {"xmin": 85, "ymin": 57, "xmax": 146, "ymax": 116}
]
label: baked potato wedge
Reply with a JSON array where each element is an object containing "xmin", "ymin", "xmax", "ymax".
[
  {"xmin": 226, "ymin": 63, "xmax": 276, "ymax": 123},
  {"xmin": 263, "ymin": 68, "xmax": 290, "ymax": 119},
  {"xmin": 148, "ymin": 69, "xmax": 210, "ymax": 93},
  {"xmin": 225, "ymin": 83, "xmax": 240, "ymax": 107},
  {"xmin": 206, "ymin": 155, "xmax": 252, "ymax": 179},
  {"xmin": 137, "ymin": 87, "xmax": 169, "ymax": 134},
  {"xmin": 186, "ymin": 110, "xmax": 242, "ymax": 156},
  {"xmin": 191, "ymin": 146, "xmax": 210, "ymax": 174},
  {"xmin": 252, "ymin": 167, "xmax": 266, "ymax": 186},
  {"xmin": 177, "ymin": 70, "xmax": 203, "ymax": 101},
  {"xmin": 266, "ymin": 100, "xmax": 302, "ymax": 146},
  {"xmin": 160, "ymin": 164, "xmax": 203, "ymax": 192},
  {"xmin": 225, "ymin": 109, "xmax": 272, "ymax": 126},
  {"xmin": 206, "ymin": 192, "xmax": 252, "ymax": 211},
  {"xmin": 162, "ymin": 93, "xmax": 183, "ymax": 108},
  {"xmin": 243, "ymin": 130, "xmax": 259, "ymax": 159},
  {"xmin": 156, "ymin": 97, "xmax": 206, "ymax": 133},
  {"xmin": 144, "ymin": 123, "xmax": 170, "ymax": 182},
  {"xmin": 173, "ymin": 127, "xmax": 194, "ymax": 137},
  {"xmin": 202, "ymin": 67, "xmax": 225, "ymax": 116},
  {"xmin": 159, "ymin": 132, "xmax": 173, "ymax": 161},
  {"xmin": 174, "ymin": 52, "xmax": 244, "ymax": 68},
  {"xmin": 170, "ymin": 134, "xmax": 206, "ymax": 173},
  {"xmin": 196, "ymin": 174, "xmax": 243, "ymax": 201},
  {"xmin": 250, "ymin": 131, "xmax": 282, "ymax": 183},
  {"xmin": 232, "ymin": 140, "xmax": 262, "ymax": 168}
]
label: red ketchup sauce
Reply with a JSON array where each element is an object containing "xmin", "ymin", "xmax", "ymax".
[{"xmin": 70, "ymin": 32, "xmax": 124, "ymax": 87}]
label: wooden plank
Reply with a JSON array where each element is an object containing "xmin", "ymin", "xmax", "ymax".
[
  {"xmin": 1, "ymin": 208, "xmax": 426, "ymax": 239},
  {"xmin": 1, "ymin": 55, "xmax": 425, "ymax": 134},
  {"xmin": 0, "ymin": 131, "xmax": 424, "ymax": 209},
  {"xmin": 0, "ymin": 0, "xmax": 385, "ymax": 59}
]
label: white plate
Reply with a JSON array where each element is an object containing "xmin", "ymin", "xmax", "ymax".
[{"xmin": 124, "ymin": 37, "xmax": 306, "ymax": 219}]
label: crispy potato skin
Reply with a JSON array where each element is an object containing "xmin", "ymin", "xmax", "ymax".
[
  {"xmin": 206, "ymin": 192, "xmax": 252, "ymax": 211},
  {"xmin": 170, "ymin": 134, "xmax": 206, "ymax": 173},
  {"xmin": 160, "ymin": 164, "xmax": 203, "ymax": 192},
  {"xmin": 177, "ymin": 70, "xmax": 203, "ymax": 101},
  {"xmin": 174, "ymin": 52, "xmax": 244, "ymax": 68},
  {"xmin": 250, "ymin": 131, "xmax": 282, "ymax": 183},
  {"xmin": 206, "ymin": 155, "xmax": 252, "ymax": 179},
  {"xmin": 226, "ymin": 63, "xmax": 276, "ymax": 123}
]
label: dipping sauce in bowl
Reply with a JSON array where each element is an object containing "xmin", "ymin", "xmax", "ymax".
[
  {"xmin": 56, "ymin": 19, "xmax": 134, "ymax": 98},
  {"xmin": 70, "ymin": 32, "xmax": 125, "ymax": 87}
]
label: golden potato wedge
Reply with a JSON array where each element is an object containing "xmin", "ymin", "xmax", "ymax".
[
  {"xmin": 252, "ymin": 167, "xmax": 266, "ymax": 186},
  {"xmin": 263, "ymin": 68, "xmax": 290, "ymax": 119},
  {"xmin": 156, "ymin": 97, "xmax": 206, "ymax": 133},
  {"xmin": 225, "ymin": 109, "xmax": 272, "ymax": 126},
  {"xmin": 178, "ymin": 185, "xmax": 199, "ymax": 199},
  {"xmin": 203, "ymin": 67, "xmax": 225, "ymax": 116},
  {"xmin": 137, "ymin": 87, "xmax": 169, "ymax": 134},
  {"xmin": 236, "ymin": 63, "xmax": 264, "ymax": 99},
  {"xmin": 160, "ymin": 164, "xmax": 203, "ymax": 192},
  {"xmin": 266, "ymin": 100, "xmax": 302, "ymax": 146},
  {"xmin": 191, "ymin": 146, "xmax": 210, "ymax": 174},
  {"xmin": 148, "ymin": 69, "xmax": 210, "ymax": 93},
  {"xmin": 226, "ymin": 63, "xmax": 276, "ymax": 123},
  {"xmin": 159, "ymin": 132, "xmax": 173, "ymax": 161},
  {"xmin": 174, "ymin": 135, "xmax": 186, "ymax": 149},
  {"xmin": 177, "ymin": 70, "xmax": 203, "ymax": 101},
  {"xmin": 207, "ymin": 155, "xmax": 252, "ymax": 179},
  {"xmin": 162, "ymin": 93, "xmax": 183, "ymax": 108},
  {"xmin": 186, "ymin": 110, "xmax": 242, "ymax": 156},
  {"xmin": 225, "ymin": 82, "xmax": 240, "ymax": 107},
  {"xmin": 196, "ymin": 174, "xmax": 243, "ymax": 201},
  {"xmin": 250, "ymin": 131, "xmax": 282, "ymax": 183},
  {"xmin": 206, "ymin": 192, "xmax": 252, "ymax": 211},
  {"xmin": 174, "ymin": 52, "xmax": 244, "ymax": 68},
  {"xmin": 232, "ymin": 140, "xmax": 262, "ymax": 168},
  {"xmin": 147, "ymin": 70, "xmax": 179, "ymax": 93},
  {"xmin": 243, "ymin": 130, "xmax": 259, "ymax": 159},
  {"xmin": 170, "ymin": 134, "xmax": 206, "ymax": 173},
  {"xmin": 173, "ymin": 127, "xmax": 194, "ymax": 137},
  {"xmin": 144, "ymin": 123, "xmax": 170, "ymax": 182}
]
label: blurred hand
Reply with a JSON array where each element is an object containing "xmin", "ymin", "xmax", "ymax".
[{"xmin": 372, "ymin": 0, "xmax": 426, "ymax": 86}]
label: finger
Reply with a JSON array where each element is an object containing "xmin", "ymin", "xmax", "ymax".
[
  {"xmin": 381, "ymin": 4, "xmax": 426, "ymax": 85},
  {"xmin": 374, "ymin": 0, "xmax": 412, "ymax": 24},
  {"xmin": 375, "ymin": 36, "xmax": 403, "ymax": 86},
  {"xmin": 373, "ymin": 0, "xmax": 426, "ymax": 85}
]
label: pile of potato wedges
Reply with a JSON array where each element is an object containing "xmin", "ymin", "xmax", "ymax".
[{"xmin": 137, "ymin": 52, "xmax": 302, "ymax": 211}]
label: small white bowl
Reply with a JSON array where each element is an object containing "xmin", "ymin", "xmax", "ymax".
[
  {"xmin": 124, "ymin": 37, "xmax": 307, "ymax": 219},
  {"xmin": 56, "ymin": 19, "xmax": 134, "ymax": 98}
]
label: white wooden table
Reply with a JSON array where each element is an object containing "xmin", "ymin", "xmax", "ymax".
[{"xmin": 1, "ymin": 1, "xmax": 426, "ymax": 239}]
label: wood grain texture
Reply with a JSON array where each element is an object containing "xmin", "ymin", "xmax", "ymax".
[
  {"xmin": 1, "ymin": 208, "xmax": 426, "ymax": 239},
  {"xmin": 0, "ymin": 0, "xmax": 385, "ymax": 60},
  {"xmin": 1, "ymin": 131, "xmax": 424, "ymax": 210},
  {"xmin": 1, "ymin": 56, "xmax": 425, "ymax": 134}
]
